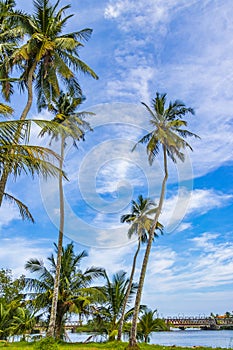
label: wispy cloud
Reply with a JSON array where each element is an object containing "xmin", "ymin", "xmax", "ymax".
[
  {"xmin": 0, "ymin": 202, "xmax": 20, "ymax": 228},
  {"xmin": 0, "ymin": 237, "xmax": 52, "ymax": 276},
  {"xmin": 145, "ymin": 232, "xmax": 233, "ymax": 293},
  {"xmin": 160, "ymin": 188, "xmax": 233, "ymax": 232}
]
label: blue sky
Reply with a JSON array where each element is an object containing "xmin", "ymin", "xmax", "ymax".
[{"xmin": 0, "ymin": 0, "xmax": 233, "ymax": 317}]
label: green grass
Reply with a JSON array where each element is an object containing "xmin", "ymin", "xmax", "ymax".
[{"xmin": 0, "ymin": 341, "xmax": 230, "ymax": 350}]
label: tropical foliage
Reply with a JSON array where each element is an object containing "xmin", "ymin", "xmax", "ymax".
[
  {"xmin": 0, "ymin": 0, "xmax": 98, "ymax": 219},
  {"xmin": 0, "ymin": 269, "xmax": 26, "ymax": 340},
  {"xmin": 91, "ymin": 271, "xmax": 138, "ymax": 341},
  {"xmin": 10, "ymin": 0, "xmax": 98, "ymax": 119},
  {"xmin": 25, "ymin": 242, "xmax": 104, "ymax": 339},
  {"xmin": 137, "ymin": 309, "xmax": 168, "ymax": 343}
]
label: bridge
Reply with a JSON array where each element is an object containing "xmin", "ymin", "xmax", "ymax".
[
  {"xmin": 164, "ymin": 317, "xmax": 233, "ymax": 330},
  {"xmin": 34, "ymin": 317, "xmax": 233, "ymax": 333}
]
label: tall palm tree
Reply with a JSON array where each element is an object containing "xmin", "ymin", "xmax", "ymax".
[
  {"xmin": 25, "ymin": 242, "xmax": 104, "ymax": 339},
  {"xmin": 12, "ymin": 0, "xmax": 98, "ymax": 121},
  {"xmin": 128, "ymin": 92, "xmax": 199, "ymax": 348},
  {"xmin": 117, "ymin": 195, "xmax": 163, "ymax": 341},
  {"xmin": 39, "ymin": 92, "xmax": 93, "ymax": 337},
  {"xmin": 0, "ymin": 0, "xmax": 98, "ymax": 201}
]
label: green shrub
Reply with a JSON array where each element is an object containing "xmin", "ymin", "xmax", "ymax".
[{"xmin": 34, "ymin": 337, "xmax": 58, "ymax": 350}]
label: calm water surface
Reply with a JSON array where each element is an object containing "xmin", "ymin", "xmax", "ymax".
[{"xmin": 69, "ymin": 330, "xmax": 233, "ymax": 348}]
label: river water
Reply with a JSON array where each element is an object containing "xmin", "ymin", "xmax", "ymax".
[{"xmin": 68, "ymin": 330, "xmax": 233, "ymax": 348}]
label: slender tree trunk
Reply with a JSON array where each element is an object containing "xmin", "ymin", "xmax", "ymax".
[
  {"xmin": 55, "ymin": 306, "xmax": 66, "ymax": 339},
  {"xmin": 47, "ymin": 137, "xmax": 65, "ymax": 338},
  {"xmin": 0, "ymin": 61, "xmax": 37, "ymax": 205},
  {"xmin": 0, "ymin": 169, "xmax": 8, "ymax": 205},
  {"xmin": 20, "ymin": 61, "xmax": 37, "ymax": 121},
  {"xmin": 117, "ymin": 239, "xmax": 141, "ymax": 341},
  {"xmin": 127, "ymin": 146, "xmax": 168, "ymax": 349}
]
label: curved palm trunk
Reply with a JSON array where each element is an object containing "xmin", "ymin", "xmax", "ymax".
[
  {"xmin": 20, "ymin": 61, "xmax": 37, "ymax": 121},
  {"xmin": 0, "ymin": 61, "xmax": 37, "ymax": 206},
  {"xmin": 117, "ymin": 239, "xmax": 141, "ymax": 341},
  {"xmin": 0, "ymin": 169, "xmax": 8, "ymax": 205},
  {"xmin": 47, "ymin": 137, "xmax": 65, "ymax": 338},
  {"xmin": 127, "ymin": 146, "xmax": 168, "ymax": 349}
]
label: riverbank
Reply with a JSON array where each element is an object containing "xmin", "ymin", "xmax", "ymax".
[{"xmin": 1, "ymin": 342, "xmax": 231, "ymax": 350}]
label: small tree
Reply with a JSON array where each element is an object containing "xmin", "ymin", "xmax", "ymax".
[{"xmin": 137, "ymin": 309, "xmax": 168, "ymax": 343}]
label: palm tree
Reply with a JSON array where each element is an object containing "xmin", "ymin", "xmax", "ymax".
[
  {"xmin": 0, "ymin": 0, "xmax": 23, "ymax": 101},
  {"xmin": 0, "ymin": 303, "xmax": 12, "ymax": 340},
  {"xmin": 25, "ymin": 242, "xmax": 104, "ymax": 339},
  {"xmin": 93, "ymin": 271, "xmax": 138, "ymax": 341},
  {"xmin": 39, "ymin": 91, "xmax": 93, "ymax": 337},
  {"xmin": 117, "ymin": 195, "xmax": 163, "ymax": 341},
  {"xmin": 137, "ymin": 308, "xmax": 168, "ymax": 343},
  {"xmin": 0, "ymin": 0, "xmax": 98, "ymax": 201},
  {"xmin": 12, "ymin": 0, "xmax": 98, "ymax": 121},
  {"xmin": 10, "ymin": 307, "xmax": 37, "ymax": 341},
  {"xmin": 128, "ymin": 92, "xmax": 199, "ymax": 348}
]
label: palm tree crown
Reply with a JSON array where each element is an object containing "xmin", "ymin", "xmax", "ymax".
[
  {"xmin": 133, "ymin": 92, "xmax": 199, "ymax": 164},
  {"xmin": 0, "ymin": 0, "xmax": 23, "ymax": 100},
  {"xmin": 12, "ymin": 0, "xmax": 98, "ymax": 114},
  {"xmin": 25, "ymin": 242, "xmax": 104, "ymax": 339},
  {"xmin": 39, "ymin": 91, "xmax": 93, "ymax": 144},
  {"xmin": 121, "ymin": 194, "xmax": 163, "ymax": 242}
]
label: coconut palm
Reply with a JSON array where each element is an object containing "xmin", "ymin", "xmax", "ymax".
[
  {"xmin": 10, "ymin": 307, "xmax": 37, "ymax": 341},
  {"xmin": 0, "ymin": 0, "xmax": 98, "ymax": 202},
  {"xmin": 0, "ymin": 0, "xmax": 23, "ymax": 101},
  {"xmin": 12, "ymin": 0, "xmax": 98, "ymax": 121},
  {"xmin": 137, "ymin": 308, "xmax": 168, "ymax": 343},
  {"xmin": 93, "ymin": 271, "xmax": 138, "ymax": 341},
  {"xmin": 39, "ymin": 91, "xmax": 93, "ymax": 337},
  {"xmin": 117, "ymin": 195, "xmax": 163, "ymax": 341},
  {"xmin": 128, "ymin": 92, "xmax": 199, "ymax": 348},
  {"xmin": 25, "ymin": 242, "xmax": 104, "ymax": 339}
]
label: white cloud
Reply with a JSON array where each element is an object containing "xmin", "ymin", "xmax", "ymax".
[
  {"xmin": 104, "ymin": 0, "xmax": 210, "ymax": 32},
  {"xmin": 85, "ymin": 242, "xmax": 137, "ymax": 276},
  {"xmin": 160, "ymin": 188, "xmax": 232, "ymax": 232},
  {"xmin": 107, "ymin": 67, "xmax": 156, "ymax": 102},
  {"xmin": 176, "ymin": 222, "xmax": 192, "ymax": 232},
  {"xmin": 103, "ymin": 0, "xmax": 233, "ymax": 179},
  {"xmin": 144, "ymin": 233, "xmax": 233, "ymax": 296},
  {"xmin": 0, "ymin": 237, "xmax": 52, "ymax": 276},
  {"xmin": 0, "ymin": 202, "xmax": 20, "ymax": 228}
]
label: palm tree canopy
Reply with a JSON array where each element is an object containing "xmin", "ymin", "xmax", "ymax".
[
  {"xmin": 39, "ymin": 92, "xmax": 93, "ymax": 146},
  {"xmin": 24, "ymin": 242, "xmax": 104, "ymax": 337},
  {"xmin": 121, "ymin": 194, "xmax": 163, "ymax": 242},
  {"xmin": 11, "ymin": 0, "xmax": 98, "ymax": 106},
  {"xmin": 92, "ymin": 270, "xmax": 138, "ymax": 339},
  {"xmin": 0, "ymin": 0, "xmax": 24, "ymax": 100},
  {"xmin": 133, "ymin": 92, "xmax": 200, "ymax": 164},
  {"xmin": 138, "ymin": 308, "xmax": 168, "ymax": 343}
]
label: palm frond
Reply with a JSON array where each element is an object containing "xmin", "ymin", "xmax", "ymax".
[{"xmin": 3, "ymin": 192, "xmax": 34, "ymax": 222}]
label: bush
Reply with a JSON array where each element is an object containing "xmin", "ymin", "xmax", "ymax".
[{"xmin": 34, "ymin": 337, "xmax": 58, "ymax": 350}]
